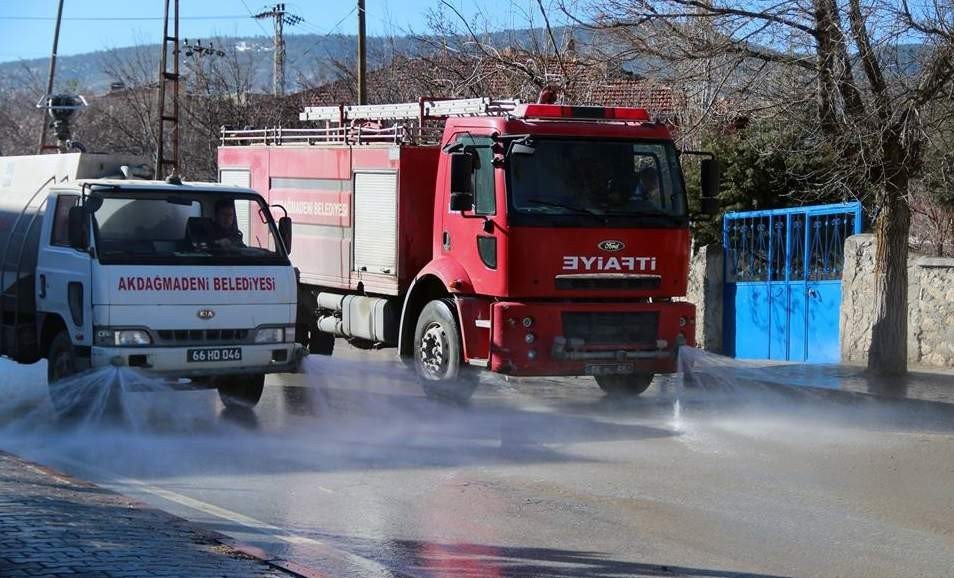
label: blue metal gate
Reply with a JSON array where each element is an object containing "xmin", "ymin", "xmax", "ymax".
[{"xmin": 723, "ymin": 202, "xmax": 862, "ymax": 363}]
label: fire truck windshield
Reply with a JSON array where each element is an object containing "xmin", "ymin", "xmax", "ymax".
[
  {"xmin": 90, "ymin": 190, "xmax": 290, "ymax": 266},
  {"xmin": 507, "ymin": 139, "xmax": 687, "ymax": 227}
]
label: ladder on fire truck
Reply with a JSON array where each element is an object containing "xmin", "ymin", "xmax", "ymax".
[
  {"xmin": 220, "ymin": 97, "xmax": 521, "ymax": 147},
  {"xmin": 299, "ymin": 97, "xmax": 521, "ymax": 122}
]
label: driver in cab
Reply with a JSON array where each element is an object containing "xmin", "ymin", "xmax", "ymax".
[
  {"xmin": 631, "ymin": 166, "xmax": 661, "ymax": 205},
  {"xmin": 209, "ymin": 199, "xmax": 245, "ymax": 248}
]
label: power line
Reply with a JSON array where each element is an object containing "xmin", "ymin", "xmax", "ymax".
[
  {"xmin": 0, "ymin": 15, "xmax": 247, "ymax": 21},
  {"xmin": 237, "ymin": 0, "xmax": 271, "ymax": 36},
  {"xmin": 327, "ymin": 7, "xmax": 356, "ymax": 35}
]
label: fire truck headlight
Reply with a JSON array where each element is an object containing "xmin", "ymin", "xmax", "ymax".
[
  {"xmin": 527, "ymin": 349, "xmax": 537, "ymax": 360},
  {"xmin": 525, "ymin": 333, "xmax": 536, "ymax": 344},
  {"xmin": 255, "ymin": 327, "xmax": 284, "ymax": 344},
  {"xmin": 679, "ymin": 316, "xmax": 689, "ymax": 327},
  {"xmin": 522, "ymin": 316, "xmax": 534, "ymax": 328},
  {"xmin": 115, "ymin": 330, "xmax": 152, "ymax": 347}
]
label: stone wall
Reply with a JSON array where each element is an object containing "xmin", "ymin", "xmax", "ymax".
[
  {"xmin": 685, "ymin": 244, "xmax": 724, "ymax": 352},
  {"xmin": 911, "ymin": 259, "xmax": 954, "ymax": 366},
  {"xmin": 840, "ymin": 235, "xmax": 878, "ymax": 364},
  {"xmin": 841, "ymin": 234, "xmax": 954, "ymax": 367}
]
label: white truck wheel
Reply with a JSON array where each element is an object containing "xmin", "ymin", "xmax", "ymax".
[{"xmin": 217, "ymin": 374, "xmax": 265, "ymax": 409}]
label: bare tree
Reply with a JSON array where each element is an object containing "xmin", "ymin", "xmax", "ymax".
[
  {"xmin": 83, "ymin": 43, "xmax": 159, "ymax": 158},
  {"xmin": 53, "ymin": 40, "xmax": 287, "ymax": 181},
  {"xmin": 0, "ymin": 63, "xmax": 59, "ymax": 155},
  {"xmin": 566, "ymin": 0, "xmax": 954, "ymax": 374}
]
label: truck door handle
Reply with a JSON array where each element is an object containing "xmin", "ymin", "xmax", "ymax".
[
  {"xmin": 39, "ymin": 275, "xmax": 46, "ymax": 299},
  {"xmin": 442, "ymin": 231, "xmax": 451, "ymax": 250}
]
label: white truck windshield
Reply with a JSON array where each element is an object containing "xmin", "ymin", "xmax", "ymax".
[{"xmin": 91, "ymin": 191, "xmax": 288, "ymax": 266}]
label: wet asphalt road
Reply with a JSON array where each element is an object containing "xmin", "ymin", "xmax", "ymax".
[{"xmin": 2, "ymin": 346, "xmax": 954, "ymax": 578}]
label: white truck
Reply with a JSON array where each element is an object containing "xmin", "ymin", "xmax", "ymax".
[{"xmin": 0, "ymin": 152, "xmax": 304, "ymax": 411}]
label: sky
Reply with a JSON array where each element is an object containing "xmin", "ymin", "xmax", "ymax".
[{"xmin": 0, "ymin": 0, "xmax": 558, "ymax": 63}]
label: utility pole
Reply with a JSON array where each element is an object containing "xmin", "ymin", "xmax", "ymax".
[
  {"xmin": 182, "ymin": 39, "xmax": 224, "ymax": 95},
  {"xmin": 37, "ymin": 0, "xmax": 65, "ymax": 154},
  {"xmin": 255, "ymin": 3, "xmax": 302, "ymax": 97},
  {"xmin": 156, "ymin": 0, "xmax": 181, "ymax": 177},
  {"xmin": 357, "ymin": 0, "xmax": 367, "ymax": 104}
]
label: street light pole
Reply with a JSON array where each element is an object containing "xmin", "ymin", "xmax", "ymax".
[{"xmin": 38, "ymin": 0, "xmax": 65, "ymax": 153}]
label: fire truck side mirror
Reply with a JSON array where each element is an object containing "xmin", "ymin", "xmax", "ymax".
[
  {"xmin": 701, "ymin": 158, "xmax": 720, "ymax": 199},
  {"xmin": 67, "ymin": 206, "xmax": 88, "ymax": 250},
  {"xmin": 449, "ymin": 152, "xmax": 474, "ymax": 212},
  {"xmin": 278, "ymin": 216, "xmax": 293, "ymax": 254}
]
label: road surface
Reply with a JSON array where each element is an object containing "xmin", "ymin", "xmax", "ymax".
[{"xmin": 2, "ymin": 345, "xmax": 953, "ymax": 577}]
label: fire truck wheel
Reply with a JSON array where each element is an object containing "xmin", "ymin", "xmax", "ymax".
[
  {"xmin": 47, "ymin": 331, "xmax": 92, "ymax": 417},
  {"xmin": 217, "ymin": 374, "xmax": 265, "ymax": 409},
  {"xmin": 414, "ymin": 299, "xmax": 477, "ymax": 403},
  {"xmin": 595, "ymin": 373, "xmax": 654, "ymax": 396}
]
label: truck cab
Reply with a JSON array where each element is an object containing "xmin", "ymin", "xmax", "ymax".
[
  {"xmin": 0, "ymin": 153, "xmax": 303, "ymax": 411},
  {"xmin": 421, "ymin": 104, "xmax": 698, "ymax": 392}
]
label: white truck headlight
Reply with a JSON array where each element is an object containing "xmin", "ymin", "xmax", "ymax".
[
  {"xmin": 255, "ymin": 327, "xmax": 284, "ymax": 343},
  {"xmin": 115, "ymin": 330, "xmax": 151, "ymax": 346}
]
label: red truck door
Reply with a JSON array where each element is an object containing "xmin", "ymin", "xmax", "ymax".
[{"xmin": 440, "ymin": 135, "xmax": 502, "ymax": 294}]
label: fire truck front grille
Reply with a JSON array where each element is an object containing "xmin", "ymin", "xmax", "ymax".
[
  {"xmin": 155, "ymin": 329, "xmax": 251, "ymax": 345},
  {"xmin": 561, "ymin": 312, "xmax": 659, "ymax": 345},
  {"xmin": 555, "ymin": 274, "xmax": 661, "ymax": 291}
]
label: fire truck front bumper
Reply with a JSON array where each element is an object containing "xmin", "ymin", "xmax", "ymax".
[
  {"xmin": 90, "ymin": 343, "xmax": 307, "ymax": 379},
  {"xmin": 485, "ymin": 300, "xmax": 695, "ymax": 377}
]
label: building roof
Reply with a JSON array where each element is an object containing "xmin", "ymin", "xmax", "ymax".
[{"xmin": 289, "ymin": 52, "xmax": 680, "ymax": 116}]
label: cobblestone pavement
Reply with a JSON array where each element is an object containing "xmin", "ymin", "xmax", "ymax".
[{"xmin": 0, "ymin": 451, "xmax": 295, "ymax": 578}]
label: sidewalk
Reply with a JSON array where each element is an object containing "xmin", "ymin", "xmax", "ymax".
[
  {"xmin": 836, "ymin": 363, "xmax": 954, "ymax": 405},
  {"xmin": 672, "ymin": 347, "xmax": 954, "ymax": 406},
  {"xmin": 734, "ymin": 361, "xmax": 954, "ymax": 405},
  {"xmin": 0, "ymin": 451, "xmax": 295, "ymax": 578}
]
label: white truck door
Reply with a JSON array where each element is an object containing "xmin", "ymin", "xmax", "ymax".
[
  {"xmin": 219, "ymin": 169, "xmax": 252, "ymax": 244},
  {"xmin": 36, "ymin": 194, "xmax": 93, "ymax": 348}
]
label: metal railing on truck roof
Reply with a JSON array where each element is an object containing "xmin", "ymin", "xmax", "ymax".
[
  {"xmin": 219, "ymin": 125, "xmax": 424, "ymax": 146},
  {"xmin": 220, "ymin": 97, "xmax": 521, "ymax": 148}
]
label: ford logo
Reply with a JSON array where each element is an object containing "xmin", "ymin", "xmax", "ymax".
[
  {"xmin": 598, "ymin": 240, "xmax": 625, "ymax": 252},
  {"xmin": 197, "ymin": 309, "xmax": 215, "ymax": 320}
]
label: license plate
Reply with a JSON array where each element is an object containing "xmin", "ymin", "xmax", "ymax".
[
  {"xmin": 187, "ymin": 347, "xmax": 242, "ymax": 363},
  {"xmin": 585, "ymin": 363, "xmax": 635, "ymax": 376}
]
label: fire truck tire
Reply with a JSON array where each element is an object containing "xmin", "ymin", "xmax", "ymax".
[
  {"xmin": 217, "ymin": 374, "xmax": 265, "ymax": 409},
  {"xmin": 47, "ymin": 331, "xmax": 94, "ymax": 418},
  {"xmin": 595, "ymin": 373, "xmax": 654, "ymax": 396},
  {"xmin": 413, "ymin": 299, "xmax": 478, "ymax": 403}
]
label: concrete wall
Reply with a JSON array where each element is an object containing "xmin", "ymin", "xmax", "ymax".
[
  {"xmin": 841, "ymin": 234, "xmax": 954, "ymax": 367},
  {"xmin": 685, "ymin": 244, "xmax": 724, "ymax": 353}
]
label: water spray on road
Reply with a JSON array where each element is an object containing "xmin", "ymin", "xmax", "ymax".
[{"xmin": 1, "ymin": 348, "xmax": 952, "ymax": 578}]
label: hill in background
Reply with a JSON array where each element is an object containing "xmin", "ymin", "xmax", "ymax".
[{"xmin": 0, "ymin": 26, "xmax": 612, "ymax": 95}]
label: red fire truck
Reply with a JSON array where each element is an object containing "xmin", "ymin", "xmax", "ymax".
[{"xmin": 218, "ymin": 98, "xmax": 718, "ymax": 401}]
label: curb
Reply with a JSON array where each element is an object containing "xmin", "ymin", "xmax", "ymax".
[{"xmin": 0, "ymin": 449, "xmax": 333, "ymax": 578}]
